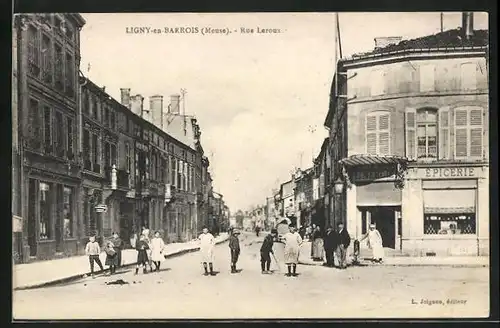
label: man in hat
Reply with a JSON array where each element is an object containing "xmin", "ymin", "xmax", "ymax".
[
  {"xmin": 323, "ymin": 225, "xmax": 337, "ymax": 267},
  {"xmin": 334, "ymin": 222, "xmax": 351, "ymax": 269},
  {"xmin": 260, "ymin": 228, "xmax": 278, "ymax": 274},
  {"xmin": 229, "ymin": 228, "xmax": 241, "ymax": 273}
]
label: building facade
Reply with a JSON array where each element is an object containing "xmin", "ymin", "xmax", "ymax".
[
  {"xmin": 325, "ymin": 22, "xmax": 489, "ymax": 256},
  {"xmin": 293, "ymin": 168, "xmax": 315, "ymax": 228},
  {"xmin": 14, "ymin": 14, "xmax": 86, "ymax": 261}
]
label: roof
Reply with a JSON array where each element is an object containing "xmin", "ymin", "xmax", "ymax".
[
  {"xmin": 339, "ymin": 154, "xmax": 410, "ymax": 167},
  {"xmin": 343, "ymin": 28, "xmax": 488, "ymax": 63},
  {"xmin": 162, "ymin": 114, "xmax": 197, "ymax": 150}
]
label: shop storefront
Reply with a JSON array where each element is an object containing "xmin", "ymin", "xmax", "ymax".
[{"xmin": 402, "ymin": 164, "xmax": 489, "ymax": 256}]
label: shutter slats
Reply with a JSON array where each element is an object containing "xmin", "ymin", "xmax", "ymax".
[
  {"xmin": 405, "ymin": 108, "xmax": 417, "ymax": 159},
  {"xmin": 367, "ymin": 133, "xmax": 377, "ymax": 155},
  {"xmin": 366, "ymin": 116, "xmax": 377, "ymax": 131},
  {"xmin": 455, "ymin": 109, "xmax": 468, "ymax": 126},
  {"xmin": 439, "ymin": 107, "xmax": 450, "ymax": 159},
  {"xmin": 379, "ymin": 114, "xmax": 389, "ymax": 130},
  {"xmin": 470, "ymin": 109, "xmax": 482, "ymax": 126},
  {"xmin": 379, "ymin": 132, "xmax": 390, "ymax": 155},
  {"xmin": 470, "ymin": 128, "xmax": 482, "ymax": 157},
  {"xmin": 455, "ymin": 129, "xmax": 468, "ymax": 157}
]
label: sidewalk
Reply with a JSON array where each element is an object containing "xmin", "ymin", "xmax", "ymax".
[
  {"xmin": 298, "ymin": 241, "xmax": 489, "ymax": 267},
  {"xmin": 13, "ymin": 233, "xmax": 229, "ymax": 291}
]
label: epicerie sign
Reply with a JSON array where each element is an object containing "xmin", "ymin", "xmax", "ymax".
[{"xmin": 422, "ymin": 167, "xmax": 479, "ymax": 179}]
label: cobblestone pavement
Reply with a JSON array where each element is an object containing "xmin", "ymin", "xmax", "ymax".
[{"xmin": 13, "ymin": 232, "xmax": 489, "ymax": 319}]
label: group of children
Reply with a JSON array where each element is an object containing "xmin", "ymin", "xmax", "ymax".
[{"xmin": 85, "ymin": 224, "xmax": 306, "ymax": 279}]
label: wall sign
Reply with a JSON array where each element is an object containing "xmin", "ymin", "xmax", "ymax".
[
  {"xmin": 423, "ymin": 167, "xmax": 479, "ymax": 179},
  {"xmin": 350, "ymin": 167, "xmax": 396, "ymax": 182}
]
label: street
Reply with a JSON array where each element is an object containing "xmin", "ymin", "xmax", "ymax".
[{"xmin": 13, "ymin": 233, "xmax": 489, "ymax": 319}]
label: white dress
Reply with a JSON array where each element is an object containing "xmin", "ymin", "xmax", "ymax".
[
  {"xmin": 366, "ymin": 229, "xmax": 384, "ymax": 260},
  {"xmin": 199, "ymin": 233, "xmax": 215, "ymax": 263},
  {"xmin": 150, "ymin": 237, "xmax": 166, "ymax": 262},
  {"xmin": 283, "ymin": 232, "xmax": 303, "ymax": 264}
]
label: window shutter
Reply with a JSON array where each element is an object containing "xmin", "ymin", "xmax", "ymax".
[
  {"xmin": 378, "ymin": 113, "xmax": 390, "ymax": 155},
  {"xmin": 366, "ymin": 115, "xmax": 377, "ymax": 154},
  {"xmin": 439, "ymin": 106, "xmax": 450, "ymax": 159},
  {"xmin": 405, "ymin": 108, "xmax": 417, "ymax": 159},
  {"xmin": 455, "ymin": 109, "xmax": 468, "ymax": 158},
  {"xmin": 469, "ymin": 108, "xmax": 483, "ymax": 158}
]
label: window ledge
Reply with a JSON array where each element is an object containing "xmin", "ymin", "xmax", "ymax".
[{"xmin": 421, "ymin": 235, "xmax": 478, "ymax": 240}]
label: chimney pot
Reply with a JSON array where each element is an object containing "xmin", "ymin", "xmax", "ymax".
[
  {"xmin": 120, "ymin": 88, "xmax": 131, "ymax": 109},
  {"xmin": 150, "ymin": 95, "xmax": 164, "ymax": 129},
  {"xmin": 462, "ymin": 12, "xmax": 474, "ymax": 40}
]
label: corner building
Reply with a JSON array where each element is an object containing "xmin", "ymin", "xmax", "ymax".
[{"xmin": 327, "ymin": 26, "xmax": 489, "ymax": 256}]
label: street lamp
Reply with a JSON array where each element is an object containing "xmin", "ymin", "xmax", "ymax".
[
  {"xmin": 333, "ymin": 177, "xmax": 345, "ymax": 227},
  {"xmin": 334, "ymin": 177, "xmax": 345, "ymax": 194}
]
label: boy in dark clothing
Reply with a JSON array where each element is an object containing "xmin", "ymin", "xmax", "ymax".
[
  {"xmin": 229, "ymin": 229, "xmax": 241, "ymax": 273},
  {"xmin": 135, "ymin": 234, "xmax": 150, "ymax": 275},
  {"xmin": 260, "ymin": 229, "xmax": 278, "ymax": 274}
]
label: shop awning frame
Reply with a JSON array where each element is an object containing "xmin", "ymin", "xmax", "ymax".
[{"xmin": 338, "ymin": 154, "xmax": 413, "ymax": 190}]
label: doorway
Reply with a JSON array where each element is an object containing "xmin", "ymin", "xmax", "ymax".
[{"xmin": 360, "ymin": 206, "xmax": 400, "ymax": 249}]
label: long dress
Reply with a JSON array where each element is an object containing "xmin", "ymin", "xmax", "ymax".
[
  {"xmin": 366, "ymin": 229, "xmax": 384, "ymax": 260},
  {"xmin": 283, "ymin": 232, "xmax": 303, "ymax": 264},
  {"xmin": 312, "ymin": 231, "xmax": 325, "ymax": 259},
  {"xmin": 199, "ymin": 233, "xmax": 215, "ymax": 263},
  {"xmin": 150, "ymin": 237, "xmax": 166, "ymax": 262}
]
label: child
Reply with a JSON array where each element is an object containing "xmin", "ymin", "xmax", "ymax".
[
  {"xmin": 198, "ymin": 227, "xmax": 215, "ymax": 276},
  {"xmin": 229, "ymin": 229, "xmax": 241, "ymax": 273},
  {"xmin": 283, "ymin": 225, "xmax": 303, "ymax": 277},
  {"xmin": 260, "ymin": 229, "xmax": 277, "ymax": 274},
  {"xmin": 85, "ymin": 236, "xmax": 104, "ymax": 278},
  {"xmin": 135, "ymin": 234, "xmax": 150, "ymax": 275},
  {"xmin": 104, "ymin": 239, "xmax": 117, "ymax": 275},
  {"xmin": 150, "ymin": 231, "xmax": 166, "ymax": 272}
]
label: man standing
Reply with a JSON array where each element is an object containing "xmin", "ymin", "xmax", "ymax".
[
  {"xmin": 199, "ymin": 227, "xmax": 216, "ymax": 276},
  {"xmin": 260, "ymin": 229, "xmax": 277, "ymax": 274},
  {"xmin": 334, "ymin": 222, "xmax": 351, "ymax": 269},
  {"xmin": 229, "ymin": 229, "xmax": 241, "ymax": 273},
  {"xmin": 323, "ymin": 226, "xmax": 337, "ymax": 267}
]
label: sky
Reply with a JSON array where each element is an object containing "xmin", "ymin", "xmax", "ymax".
[{"xmin": 79, "ymin": 12, "xmax": 488, "ymax": 212}]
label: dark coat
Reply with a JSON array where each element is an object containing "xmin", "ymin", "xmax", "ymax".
[
  {"xmin": 260, "ymin": 234, "xmax": 274, "ymax": 254},
  {"xmin": 136, "ymin": 240, "xmax": 150, "ymax": 263},
  {"xmin": 110, "ymin": 236, "xmax": 123, "ymax": 266},
  {"xmin": 229, "ymin": 235, "xmax": 240, "ymax": 252},
  {"xmin": 333, "ymin": 229, "xmax": 351, "ymax": 248},
  {"xmin": 323, "ymin": 230, "xmax": 337, "ymax": 250}
]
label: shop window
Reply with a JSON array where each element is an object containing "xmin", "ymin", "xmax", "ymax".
[
  {"xmin": 365, "ymin": 111, "xmax": 390, "ymax": 155},
  {"xmin": 41, "ymin": 34, "xmax": 52, "ymax": 84},
  {"xmin": 454, "ymin": 106, "xmax": 483, "ymax": 159},
  {"xmin": 424, "ymin": 214, "xmax": 476, "ymax": 235},
  {"xmin": 28, "ymin": 25, "xmax": 40, "ymax": 77},
  {"xmin": 63, "ymin": 187, "xmax": 73, "ymax": 238},
  {"xmin": 39, "ymin": 182, "xmax": 52, "ymax": 240},
  {"xmin": 419, "ymin": 64, "xmax": 435, "ymax": 92},
  {"xmin": 416, "ymin": 108, "xmax": 438, "ymax": 159},
  {"xmin": 460, "ymin": 62, "xmax": 477, "ymax": 91}
]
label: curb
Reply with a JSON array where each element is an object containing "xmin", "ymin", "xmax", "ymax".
[
  {"xmin": 14, "ymin": 238, "xmax": 229, "ymax": 291},
  {"xmin": 298, "ymin": 261, "xmax": 488, "ymax": 268}
]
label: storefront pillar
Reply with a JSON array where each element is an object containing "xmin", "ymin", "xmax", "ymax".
[{"xmin": 346, "ymin": 184, "xmax": 356, "ymax": 237}]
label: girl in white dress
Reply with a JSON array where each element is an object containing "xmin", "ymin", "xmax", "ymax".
[
  {"xmin": 360, "ymin": 224, "xmax": 384, "ymax": 263},
  {"xmin": 150, "ymin": 231, "xmax": 166, "ymax": 272},
  {"xmin": 198, "ymin": 227, "xmax": 216, "ymax": 276}
]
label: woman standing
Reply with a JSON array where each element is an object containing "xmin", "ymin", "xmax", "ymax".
[
  {"xmin": 360, "ymin": 223, "xmax": 384, "ymax": 263},
  {"xmin": 110, "ymin": 232, "xmax": 123, "ymax": 269},
  {"xmin": 311, "ymin": 226, "xmax": 324, "ymax": 261},
  {"xmin": 150, "ymin": 231, "xmax": 166, "ymax": 272},
  {"xmin": 283, "ymin": 225, "xmax": 303, "ymax": 277}
]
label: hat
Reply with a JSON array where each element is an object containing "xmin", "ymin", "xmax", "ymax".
[
  {"xmin": 271, "ymin": 229, "xmax": 278, "ymax": 234},
  {"xmin": 369, "ymin": 223, "xmax": 376, "ymax": 228},
  {"xmin": 233, "ymin": 229, "xmax": 241, "ymax": 235}
]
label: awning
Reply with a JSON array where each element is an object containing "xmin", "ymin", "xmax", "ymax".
[{"xmin": 339, "ymin": 154, "xmax": 410, "ymax": 167}]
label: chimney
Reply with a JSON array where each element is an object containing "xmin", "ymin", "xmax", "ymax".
[
  {"xmin": 149, "ymin": 95, "xmax": 164, "ymax": 128},
  {"xmin": 142, "ymin": 108, "xmax": 150, "ymax": 122},
  {"xmin": 130, "ymin": 94, "xmax": 144, "ymax": 116},
  {"xmin": 462, "ymin": 12, "xmax": 474, "ymax": 40},
  {"xmin": 169, "ymin": 94, "xmax": 181, "ymax": 114},
  {"xmin": 374, "ymin": 36, "xmax": 403, "ymax": 49},
  {"xmin": 120, "ymin": 88, "xmax": 131, "ymax": 109}
]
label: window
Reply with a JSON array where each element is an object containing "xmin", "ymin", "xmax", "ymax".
[
  {"xmin": 65, "ymin": 53, "xmax": 74, "ymax": 97},
  {"xmin": 151, "ymin": 152, "xmax": 157, "ymax": 181},
  {"xmin": 83, "ymin": 129, "xmax": 91, "ymax": 170},
  {"xmin": 28, "ymin": 26, "xmax": 40, "ymax": 77},
  {"xmin": 184, "ymin": 162, "xmax": 188, "ymax": 191},
  {"xmin": 63, "ymin": 187, "xmax": 73, "ymax": 238},
  {"xmin": 41, "ymin": 34, "xmax": 52, "ymax": 83},
  {"xmin": 103, "ymin": 106, "xmax": 109, "ymax": 126},
  {"xmin": 416, "ymin": 109, "xmax": 438, "ymax": 159},
  {"xmin": 110, "ymin": 110, "xmax": 116, "ymax": 130},
  {"xmin": 370, "ymin": 69, "xmax": 385, "ymax": 96},
  {"xmin": 28, "ymin": 99, "xmax": 42, "ymax": 150},
  {"xmin": 84, "ymin": 92, "xmax": 90, "ymax": 115},
  {"xmin": 104, "ymin": 142, "xmax": 111, "ymax": 167},
  {"xmin": 460, "ymin": 62, "xmax": 477, "ymax": 91},
  {"xmin": 65, "ymin": 26, "xmax": 74, "ymax": 42},
  {"xmin": 171, "ymin": 157, "xmax": 176, "ymax": 187},
  {"xmin": 39, "ymin": 182, "xmax": 51, "ymax": 240},
  {"xmin": 365, "ymin": 111, "xmax": 390, "ymax": 155},
  {"xmin": 67, "ymin": 117, "xmax": 74, "ymax": 159},
  {"xmin": 125, "ymin": 143, "xmax": 131, "ymax": 173},
  {"xmin": 419, "ymin": 64, "xmax": 435, "ymax": 92},
  {"xmin": 455, "ymin": 107, "xmax": 483, "ymax": 159},
  {"xmin": 92, "ymin": 134, "xmax": 100, "ymax": 173},
  {"xmin": 54, "ymin": 44, "xmax": 63, "ymax": 91},
  {"xmin": 92, "ymin": 97, "xmax": 99, "ymax": 121},
  {"xmin": 111, "ymin": 144, "xmax": 117, "ymax": 166},
  {"xmin": 54, "ymin": 111, "xmax": 64, "ymax": 157},
  {"xmin": 43, "ymin": 106, "xmax": 52, "ymax": 154}
]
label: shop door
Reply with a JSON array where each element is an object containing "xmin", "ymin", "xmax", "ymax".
[
  {"xmin": 28, "ymin": 179, "xmax": 37, "ymax": 257},
  {"xmin": 370, "ymin": 207, "xmax": 397, "ymax": 249}
]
